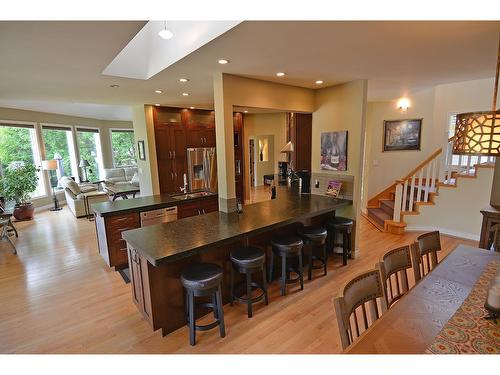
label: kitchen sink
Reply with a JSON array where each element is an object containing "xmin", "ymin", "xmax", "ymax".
[{"xmin": 171, "ymin": 191, "xmax": 213, "ymax": 200}]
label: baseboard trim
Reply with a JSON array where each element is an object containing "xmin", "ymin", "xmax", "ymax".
[{"xmin": 406, "ymin": 225, "xmax": 479, "ymax": 241}]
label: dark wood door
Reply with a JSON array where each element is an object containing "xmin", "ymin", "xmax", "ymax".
[
  {"xmin": 157, "ymin": 159, "xmax": 174, "ymax": 193},
  {"xmin": 293, "ymin": 113, "xmax": 312, "ymax": 171}
]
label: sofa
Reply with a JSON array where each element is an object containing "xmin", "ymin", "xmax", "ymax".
[
  {"xmin": 59, "ymin": 176, "xmax": 110, "ymax": 218},
  {"xmin": 103, "ymin": 167, "xmax": 140, "ymax": 186}
]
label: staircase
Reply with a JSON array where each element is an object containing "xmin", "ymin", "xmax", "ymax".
[{"xmin": 366, "ymin": 139, "xmax": 496, "ymax": 234}]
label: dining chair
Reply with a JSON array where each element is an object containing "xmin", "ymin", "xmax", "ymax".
[
  {"xmin": 377, "ymin": 245, "xmax": 413, "ymax": 308},
  {"xmin": 333, "ymin": 269, "xmax": 387, "ymax": 350},
  {"xmin": 1, "ymin": 217, "xmax": 17, "ymax": 254},
  {"xmin": 411, "ymin": 231, "xmax": 442, "ymax": 283}
]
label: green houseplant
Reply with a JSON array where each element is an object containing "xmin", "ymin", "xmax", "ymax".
[{"xmin": 0, "ymin": 161, "xmax": 39, "ymax": 220}]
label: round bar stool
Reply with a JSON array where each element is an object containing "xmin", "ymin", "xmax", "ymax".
[
  {"xmin": 269, "ymin": 235, "xmax": 304, "ymax": 296},
  {"xmin": 298, "ymin": 226, "xmax": 328, "ymax": 280},
  {"xmin": 229, "ymin": 246, "xmax": 269, "ymax": 318},
  {"xmin": 326, "ymin": 216, "xmax": 353, "ymax": 266},
  {"xmin": 181, "ymin": 262, "xmax": 225, "ymax": 346}
]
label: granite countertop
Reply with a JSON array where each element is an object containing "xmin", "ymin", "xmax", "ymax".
[
  {"xmin": 92, "ymin": 191, "xmax": 218, "ymax": 217},
  {"xmin": 122, "ymin": 188, "xmax": 351, "ymax": 266}
]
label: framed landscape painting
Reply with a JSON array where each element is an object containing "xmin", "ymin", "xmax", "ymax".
[
  {"xmin": 383, "ymin": 119, "xmax": 422, "ymax": 151},
  {"xmin": 320, "ymin": 130, "xmax": 348, "ymax": 171}
]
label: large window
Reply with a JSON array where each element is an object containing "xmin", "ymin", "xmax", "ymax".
[
  {"xmin": 42, "ymin": 125, "xmax": 78, "ymax": 181},
  {"xmin": 111, "ymin": 129, "xmax": 136, "ymax": 167},
  {"xmin": 76, "ymin": 127, "xmax": 104, "ymax": 181},
  {"xmin": 0, "ymin": 122, "xmax": 45, "ymax": 198}
]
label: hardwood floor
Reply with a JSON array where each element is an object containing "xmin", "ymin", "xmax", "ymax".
[{"xmin": 0, "ymin": 206, "xmax": 477, "ymax": 353}]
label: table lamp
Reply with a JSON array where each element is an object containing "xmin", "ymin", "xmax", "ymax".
[
  {"xmin": 79, "ymin": 159, "xmax": 90, "ymax": 182},
  {"xmin": 452, "ymin": 35, "xmax": 500, "ymax": 208},
  {"xmin": 42, "ymin": 159, "xmax": 62, "ymax": 212}
]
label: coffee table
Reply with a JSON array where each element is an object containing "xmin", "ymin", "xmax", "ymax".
[{"xmin": 105, "ymin": 183, "xmax": 140, "ymax": 201}]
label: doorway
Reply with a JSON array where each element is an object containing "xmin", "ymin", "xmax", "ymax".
[{"xmin": 249, "ymin": 138, "xmax": 255, "ymax": 187}]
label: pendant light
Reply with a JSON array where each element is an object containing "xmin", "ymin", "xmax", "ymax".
[{"xmin": 158, "ymin": 21, "xmax": 173, "ymax": 40}]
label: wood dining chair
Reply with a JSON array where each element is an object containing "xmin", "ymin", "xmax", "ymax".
[
  {"xmin": 377, "ymin": 245, "xmax": 413, "ymax": 308},
  {"xmin": 411, "ymin": 231, "xmax": 442, "ymax": 283},
  {"xmin": 333, "ymin": 269, "xmax": 387, "ymax": 350}
]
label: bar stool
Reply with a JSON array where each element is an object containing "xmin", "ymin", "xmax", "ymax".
[
  {"xmin": 181, "ymin": 262, "xmax": 225, "ymax": 346},
  {"xmin": 298, "ymin": 226, "xmax": 328, "ymax": 280},
  {"xmin": 269, "ymin": 235, "xmax": 304, "ymax": 296},
  {"xmin": 327, "ymin": 216, "xmax": 353, "ymax": 266},
  {"xmin": 230, "ymin": 246, "xmax": 269, "ymax": 318}
]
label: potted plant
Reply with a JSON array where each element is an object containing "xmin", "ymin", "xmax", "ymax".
[{"xmin": 0, "ymin": 161, "xmax": 39, "ymax": 220}]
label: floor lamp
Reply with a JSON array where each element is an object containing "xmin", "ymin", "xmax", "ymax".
[{"xmin": 42, "ymin": 160, "xmax": 62, "ymax": 212}]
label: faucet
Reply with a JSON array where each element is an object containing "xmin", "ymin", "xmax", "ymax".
[{"xmin": 180, "ymin": 173, "xmax": 188, "ymax": 193}]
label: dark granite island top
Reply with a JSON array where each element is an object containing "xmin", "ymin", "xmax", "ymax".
[{"xmin": 122, "ymin": 190, "xmax": 351, "ymax": 266}]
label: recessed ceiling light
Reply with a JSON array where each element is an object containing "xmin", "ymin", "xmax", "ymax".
[
  {"xmin": 315, "ymin": 80, "xmax": 324, "ymax": 85},
  {"xmin": 109, "ymin": 84, "xmax": 120, "ymax": 88},
  {"xmin": 244, "ymin": 110, "xmax": 248, "ymax": 113},
  {"xmin": 155, "ymin": 90, "xmax": 163, "ymax": 94},
  {"xmin": 276, "ymin": 72, "xmax": 286, "ymax": 77},
  {"xmin": 218, "ymin": 59, "xmax": 229, "ymax": 65},
  {"xmin": 158, "ymin": 21, "xmax": 173, "ymax": 40},
  {"xmin": 189, "ymin": 106, "xmax": 195, "ymax": 109},
  {"xmin": 155, "ymin": 103, "xmax": 160, "ymax": 106},
  {"xmin": 179, "ymin": 78, "xmax": 189, "ymax": 83},
  {"xmin": 182, "ymin": 93, "xmax": 189, "ymax": 96}
]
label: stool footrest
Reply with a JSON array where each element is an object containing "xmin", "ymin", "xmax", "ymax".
[
  {"xmin": 195, "ymin": 319, "xmax": 222, "ymax": 332},
  {"xmin": 233, "ymin": 287, "xmax": 266, "ymax": 304}
]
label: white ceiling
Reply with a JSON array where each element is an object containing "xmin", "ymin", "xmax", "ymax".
[{"xmin": 0, "ymin": 21, "xmax": 499, "ymax": 121}]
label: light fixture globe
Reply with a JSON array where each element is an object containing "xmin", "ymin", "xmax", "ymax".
[{"xmin": 158, "ymin": 21, "xmax": 173, "ymax": 40}]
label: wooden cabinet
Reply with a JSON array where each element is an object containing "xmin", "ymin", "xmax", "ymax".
[
  {"xmin": 233, "ymin": 112, "xmax": 244, "ymax": 202},
  {"xmin": 479, "ymin": 205, "xmax": 500, "ymax": 250},
  {"xmin": 288, "ymin": 112, "xmax": 312, "ymax": 171},
  {"xmin": 186, "ymin": 123, "xmax": 215, "ymax": 148},
  {"xmin": 95, "ymin": 212, "xmax": 140, "ymax": 269},
  {"xmin": 177, "ymin": 196, "xmax": 219, "ymax": 219}
]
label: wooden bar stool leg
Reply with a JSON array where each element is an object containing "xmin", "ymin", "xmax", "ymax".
[
  {"xmin": 298, "ymin": 252, "xmax": 304, "ymax": 290},
  {"xmin": 342, "ymin": 231, "xmax": 348, "ymax": 266},
  {"xmin": 268, "ymin": 252, "xmax": 274, "ymax": 282},
  {"xmin": 216, "ymin": 286, "xmax": 226, "ymax": 338},
  {"xmin": 230, "ymin": 266, "xmax": 235, "ymax": 306},
  {"xmin": 307, "ymin": 244, "xmax": 313, "ymax": 281},
  {"xmin": 246, "ymin": 271, "xmax": 253, "ymax": 318},
  {"xmin": 322, "ymin": 242, "xmax": 327, "ymax": 275},
  {"xmin": 188, "ymin": 290, "xmax": 196, "ymax": 346},
  {"xmin": 262, "ymin": 265, "xmax": 269, "ymax": 305},
  {"xmin": 347, "ymin": 230, "xmax": 352, "ymax": 259},
  {"xmin": 212, "ymin": 293, "xmax": 219, "ymax": 320},
  {"xmin": 281, "ymin": 255, "xmax": 287, "ymax": 296}
]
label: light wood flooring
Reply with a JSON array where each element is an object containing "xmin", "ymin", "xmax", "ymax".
[{"xmin": 0, "ymin": 206, "xmax": 477, "ymax": 353}]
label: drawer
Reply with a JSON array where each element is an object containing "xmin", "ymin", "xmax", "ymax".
[{"xmin": 106, "ymin": 213, "xmax": 140, "ymax": 228}]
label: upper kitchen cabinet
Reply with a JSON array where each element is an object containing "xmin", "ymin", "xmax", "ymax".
[{"xmin": 186, "ymin": 110, "xmax": 216, "ymax": 148}]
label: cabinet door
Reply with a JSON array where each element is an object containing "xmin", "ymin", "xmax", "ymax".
[
  {"xmin": 128, "ymin": 247, "xmax": 143, "ymax": 309},
  {"xmin": 201, "ymin": 197, "xmax": 219, "ymax": 214},
  {"xmin": 155, "ymin": 126, "xmax": 173, "ymax": 160},
  {"xmin": 170, "ymin": 125, "xmax": 187, "ymax": 160},
  {"xmin": 157, "ymin": 159, "xmax": 175, "ymax": 194},
  {"xmin": 203, "ymin": 127, "xmax": 216, "ymax": 147},
  {"xmin": 186, "ymin": 124, "xmax": 204, "ymax": 148},
  {"xmin": 178, "ymin": 202, "xmax": 202, "ymax": 219}
]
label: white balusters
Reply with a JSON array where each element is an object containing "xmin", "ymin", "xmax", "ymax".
[
  {"xmin": 424, "ymin": 163, "xmax": 431, "ymax": 202},
  {"xmin": 402, "ymin": 179, "xmax": 408, "ymax": 212},
  {"xmin": 417, "ymin": 169, "xmax": 424, "ymax": 202},
  {"xmin": 409, "ymin": 174, "xmax": 416, "ymax": 212}
]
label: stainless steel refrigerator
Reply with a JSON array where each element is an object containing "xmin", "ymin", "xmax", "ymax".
[{"xmin": 186, "ymin": 147, "xmax": 217, "ymax": 192}]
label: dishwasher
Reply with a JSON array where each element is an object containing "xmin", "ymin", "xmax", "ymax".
[{"xmin": 140, "ymin": 206, "xmax": 178, "ymax": 227}]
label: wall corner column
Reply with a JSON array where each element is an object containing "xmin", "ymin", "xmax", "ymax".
[{"xmin": 213, "ymin": 73, "xmax": 237, "ymax": 212}]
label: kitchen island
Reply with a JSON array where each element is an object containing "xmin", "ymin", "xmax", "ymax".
[{"xmin": 122, "ymin": 187, "xmax": 351, "ymax": 336}]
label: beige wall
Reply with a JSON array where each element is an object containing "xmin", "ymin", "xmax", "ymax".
[
  {"xmin": 364, "ymin": 77, "xmax": 498, "ymax": 206},
  {"xmin": 312, "ymin": 80, "xmax": 368, "ymax": 221},
  {"xmin": 0, "ymin": 106, "xmax": 133, "ymax": 208},
  {"xmin": 214, "ymin": 73, "xmax": 315, "ymax": 211},
  {"xmin": 132, "ymin": 105, "xmax": 159, "ymax": 196},
  {"xmin": 243, "ymin": 112, "xmax": 287, "ymax": 189}
]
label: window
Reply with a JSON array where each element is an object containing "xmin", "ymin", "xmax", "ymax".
[
  {"xmin": 41, "ymin": 125, "xmax": 78, "ymax": 181},
  {"xmin": 76, "ymin": 127, "xmax": 104, "ymax": 181},
  {"xmin": 111, "ymin": 129, "xmax": 136, "ymax": 167},
  {"xmin": 0, "ymin": 122, "xmax": 46, "ymax": 198}
]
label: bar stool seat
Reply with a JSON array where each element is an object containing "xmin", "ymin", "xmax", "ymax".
[
  {"xmin": 298, "ymin": 226, "xmax": 328, "ymax": 280},
  {"xmin": 230, "ymin": 246, "xmax": 268, "ymax": 318},
  {"xmin": 230, "ymin": 246, "xmax": 266, "ymax": 268},
  {"xmin": 181, "ymin": 262, "xmax": 225, "ymax": 346},
  {"xmin": 269, "ymin": 235, "xmax": 304, "ymax": 296},
  {"xmin": 327, "ymin": 216, "xmax": 353, "ymax": 266},
  {"xmin": 181, "ymin": 262, "xmax": 223, "ymax": 291}
]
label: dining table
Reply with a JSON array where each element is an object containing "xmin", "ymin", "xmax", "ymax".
[{"xmin": 345, "ymin": 244, "xmax": 500, "ymax": 354}]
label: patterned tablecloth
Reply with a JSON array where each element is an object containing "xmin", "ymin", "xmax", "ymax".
[{"xmin": 426, "ymin": 261, "xmax": 500, "ymax": 354}]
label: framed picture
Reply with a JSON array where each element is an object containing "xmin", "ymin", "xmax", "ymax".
[
  {"xmin": 383, "ymin": 119, "xmax": 422, "ymax": 151},
  {"xmin": 137, "ymin": 140, "xmax": 146, "ymax": 161},
  {"xmin": 320, "ymin": 131, "xmax": 348, "ymax": 171}
]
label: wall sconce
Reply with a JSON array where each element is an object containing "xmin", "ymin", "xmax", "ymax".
[{"xmin": 397, "ymin": 98, "xmax": 410, "ymax": 111}]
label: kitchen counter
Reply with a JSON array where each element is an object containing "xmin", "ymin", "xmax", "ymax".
[
  {"xmin": 122, "ymin": 189, "xmax": 351, "ymax": 266},
  {"xmin": 92, "ymin": 190, "xmax": 217, "ymax": 217},
  {"xmin": 122, "ymin": 187, "xmax": 352, "ymax": 336}
]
